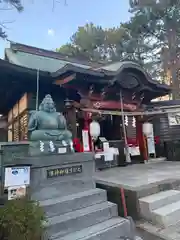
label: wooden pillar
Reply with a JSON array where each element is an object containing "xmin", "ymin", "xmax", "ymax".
[
  {"xmin": 18, "ymin": 100, "xmax": 20, "ymax": 141},
  {"xmin": 136, "ymin": 116, "xmax": 148, "ymax": 162},
  {"xmin": 12, "ymin": 107, "xmax": 14, "ymax": 141},
  {"xmin": 83, "ymin": 111, "xmax": 92, "ymax": 151},
  {"xmin": 113, "ymin": 115, "xmax": 122, "ymax": 140},
  {"xmin": 84, "ymin": 111, "xmax": 89, "ymax": 130},
  {"xmin": 65, "ymin": 105, "xmax": 77, "ymax": 139}
]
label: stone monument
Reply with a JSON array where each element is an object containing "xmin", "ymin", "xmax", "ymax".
[{"xmin": 28, "ymin": 94, "xmax": 74, "ymax": 155}]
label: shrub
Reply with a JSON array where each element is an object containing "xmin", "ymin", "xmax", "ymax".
[{"xmin": 0, "ymin": 197, "xmax": 47, "ymax": 240}]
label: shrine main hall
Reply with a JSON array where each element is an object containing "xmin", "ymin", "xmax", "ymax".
[{"xmin": 0, "ymin": 42, "xmax": 171, "ymax": 161}]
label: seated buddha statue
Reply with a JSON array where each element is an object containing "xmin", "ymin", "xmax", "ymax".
[{"xmin": 28, "ymin": 94, "xmax": 72, "ymax": 146}]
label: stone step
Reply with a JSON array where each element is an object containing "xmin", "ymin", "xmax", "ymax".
[
  {"xmin": 146, "ymin": 157, "xmax": 166, "ymax": 164},
  {"xmin": 139, "ymin": 190, "xmax": 180, "ymax": 220},
  {"xmin": 40, "ymin": 188, "xmax": 107, "ymax": 217},
  {"xmin": 51, "ymin": 217, "xmax": 133, "ymax": 240},
  {"xmin": 32, "ymin": 179, "xmax": 95, "ymax": 201},
  {"xmin": 47, "ymin": 201, "xmax": 118, "ymax": 237},
  {"xmin": 152, "ymin": 200, "xmax": 180, "ymax": 227}
]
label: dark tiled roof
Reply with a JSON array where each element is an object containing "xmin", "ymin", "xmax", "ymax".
[
  {"xmin": 9, "ymin": 41, "xmax": 105, "ymax": 68},
  {"xmin": 149, "ymin": 100, "xmax": 180, "ymax": 107},
  {"xmin": 3, "ymin": 41, "xmax": 171, "ymax": 98}
]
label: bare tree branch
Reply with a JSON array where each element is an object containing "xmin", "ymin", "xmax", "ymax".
[
  {"xmin": 0, "ymin": 7, "xmax": 13, "ymax": 10},
  {"xmin": 0, "ymin": 0, "xmax": 23, "ymax": 38}
]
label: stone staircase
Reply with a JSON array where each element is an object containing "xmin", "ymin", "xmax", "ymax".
[
  {"xmin": 139, "ymin": 189, "xmax": 180, "ymax": 227},
  {"xmin": 40, "ymin": 187, "xmax": 135, "ymax": 240},
  {"xmin": 17, "ymin": 153, "xmax": 141, "ymax": 239}
]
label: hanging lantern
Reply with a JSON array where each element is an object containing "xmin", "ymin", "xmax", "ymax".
[
  {"xmin": 142, "ymin": 122, "xmax": 153, "ymax": 136},
  {"xmin": 64, "ymin": 98, "xmax": 73, "ymax": 108},
  {"xmin": 89, "ymin": 120, "xmax": 100, "ymax": 140}
]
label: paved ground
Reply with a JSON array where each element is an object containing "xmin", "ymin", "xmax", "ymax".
[
  {"xmin": 94, "ymin": 161, "xmax": 180, "ymax": 190},
  {"xmin": 137, "ymin": 220, "xmax": 180, "ymax": 240},
  {"xmin": 95, "ymin": 161, "xmax": 180, "ymax": 240},
  {"xmin": 137, "ymin": 228, "xmax": 163, "ymax": 240}
]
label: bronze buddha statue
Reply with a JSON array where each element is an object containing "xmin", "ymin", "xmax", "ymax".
[{"xmin": 28, "ymin": 94, "xmax": 72, "ymax": 146}]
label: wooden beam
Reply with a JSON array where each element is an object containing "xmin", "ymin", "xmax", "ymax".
[
  {"xmin": 53, "ymin": 73, "xmax": 76, "ymax": 85},
  {"xmin": 82, "ymin": 108, "xmax": 180, "ymax": 116}
]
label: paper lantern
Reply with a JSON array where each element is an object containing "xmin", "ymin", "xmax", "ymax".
[
  {"xmin": 89, "ymin": 120, "xmax": 100, "ymax": 140},
  {"xmin": 142, "ymin": 122, "xmax": 153, "ymax": 136}
]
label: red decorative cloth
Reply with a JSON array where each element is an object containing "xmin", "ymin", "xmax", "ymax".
[{"xmin": 73, "ymin": 138, "xmax": 83, "ymax": 152}]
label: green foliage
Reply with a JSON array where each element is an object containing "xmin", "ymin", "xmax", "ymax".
[
  {"xmin": 0, "ymin": 197, "xmax": 46, "ymax": 240},
  {"xmin": 56, "ymin": 44, "xmax": 77, "ymax": 56},
  {"xmin": 56, "ymin": 0, "xmax": 180, "ymax": 82},
  {"xmin": 129, "ymin": 0, "xmax": 180, "ymax": 40},
  {"xmin": 56, "ymin": 21, "xmax": 156, "ymax": 71},
  {"xmin": 128, "ymin": 0, "xmax": 180, "ymax": 88},
  {"xmin": 57, "ymin": 23, "xmax": 107, "ymax": 61}
]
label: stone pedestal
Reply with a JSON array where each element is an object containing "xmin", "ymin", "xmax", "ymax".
[
  {"xmin": 4, "ymin": 150, "xmax": 140, "ymax": 239},
  {"xmin": 11, "ymin": 153, "xmax": 95, "ymax": 201},
  {"xmin": 0, "ymin": 142, "xmax": 29, "ymax": 166}
]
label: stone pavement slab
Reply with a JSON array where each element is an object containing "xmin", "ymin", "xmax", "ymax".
[
  {"xmin": 94, "ymin": 162, "xmax": 180, "ymax": 190},
  {"xmin": 137, "ymin": 220, "xmax": 180, "ymax": 240}
]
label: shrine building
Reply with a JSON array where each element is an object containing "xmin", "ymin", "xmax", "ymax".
[{"xmin": 0, "ymin": 42, "xmax": 171, "ymax": 162}]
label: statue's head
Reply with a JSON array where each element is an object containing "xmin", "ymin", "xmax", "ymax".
[{"xmin": 39, "ymin": 94, "xmax": 56, "ymax": 113}]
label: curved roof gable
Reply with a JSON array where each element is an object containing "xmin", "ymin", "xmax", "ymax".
[{"xmin": 4, "ymin": 42, "xmax": 170, "ymax": 95}]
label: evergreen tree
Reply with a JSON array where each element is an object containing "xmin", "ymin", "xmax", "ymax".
[
  {"xmin": 56, "ymin": 22, "xmax": 153, "ymax": 66},
  {"xmin": 129, "ymin": 0, "xmax": 180, "ymax": 98},
  {"xmin": 57, "ymin": 23, "xmax": 109, "ymax": 62}
]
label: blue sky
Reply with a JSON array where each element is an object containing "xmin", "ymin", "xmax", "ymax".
[{"xmin": 0, "ymin": 0, "xmax": 131, "ymax": 58}]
